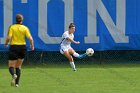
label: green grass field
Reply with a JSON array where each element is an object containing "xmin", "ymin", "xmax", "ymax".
[{"xmin": 0, "ymin": 64, "xmax": 140, "ymax": 93}]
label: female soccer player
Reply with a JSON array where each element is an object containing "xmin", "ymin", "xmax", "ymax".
[
  {"xmin": 60, "ymin": 23, "xmax": 86, "ymax": 71},
  {"xmin": 5, "ymin": 14, "xmax": 34, "ymax": 87}
]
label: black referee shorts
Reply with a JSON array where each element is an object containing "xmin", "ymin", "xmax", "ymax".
[{"xmin": 9, "ymin": 45, "xmax": 27, "ymax": 60}]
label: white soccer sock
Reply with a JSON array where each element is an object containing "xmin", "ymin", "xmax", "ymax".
[
  {"xmin": 73, "ymin": 52, "xmax": 79, "ymax": 58},
  {"xmin": 70, "ymin": 62, "xmax": 76, "ymax": 70}
]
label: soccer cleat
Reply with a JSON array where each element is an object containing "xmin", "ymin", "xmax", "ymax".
[
  {"xmin": 78, "ymin": 53, "xmax": 87, "ymax": 59},
  {"xmin": 73, "ymin": 68, "xmax": 77, "ymax": 72},
  {"xmin": 11, "ymin": 74, "xmax": 17, "ymax": 86},
  {"xmin": 15, "ymin": 84, "xmax": 19, "ymax": 87}
]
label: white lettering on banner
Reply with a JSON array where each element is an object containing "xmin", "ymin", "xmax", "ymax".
[
  {"xmin": 1, "ymin": 0, "xmax": 128, "ymax": 44},
  {"xmin": 63, "ymin": 0, "xmax": 74, "ymax": 31},
  {"xmin": 85, "ymin": 0, "xmax": 129, "ymax": 43},
  {"xmin": 21, "ymin": 0, "xmax": 28, "ymax": 3},
  {"xmin": 0, "ymin": 0, "xmax": 28, "ymax": 44},
  {"xmin": 38, "ymin": 0, "xmax": 73, "ymax": 44},
  {"xmin": 85, "ymin": 0, "xmax": 99, "ymax": 43},
  {"xmin": 0, "ymin": 0, "xmax": 13, "ymax": 44}
]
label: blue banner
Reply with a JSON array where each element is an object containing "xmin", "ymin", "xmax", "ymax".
[{"xmin": 0, "ymin": 0, "xmax": 139, "ymax": 51}]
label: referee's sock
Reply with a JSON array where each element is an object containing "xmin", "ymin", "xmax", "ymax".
[
  {"xmin": 15, "ymin": 68, "xmax": 21, "ymax": 85},
  {"xmin": 9, "ymin": 67, "xmax": 15, "ymax": 76}
]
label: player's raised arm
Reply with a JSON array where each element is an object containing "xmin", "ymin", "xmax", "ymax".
[
  {"xmin": 66, "ymin": 23, "xmax": 80, "ymax": 44},
  {"xmin": 66, "ymin": 37, "xmax": 80, "ymax": 44}
]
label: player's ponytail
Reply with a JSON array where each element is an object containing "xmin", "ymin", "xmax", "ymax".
[{"xmin": 69, "ymin": 23, "xmax": 75, "ymax": 28}]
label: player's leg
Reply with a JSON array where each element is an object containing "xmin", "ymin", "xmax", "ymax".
[
  {"xmin": 8, "ymin": 47, "xmax": 18, "ymax": 86},
  {"xmin": 60, "ymin": 48, "xmax": 76, "ymax": 71},
  {"xmin": 63, "ymin": 51, "xmax": 76, "ymax": 71},
  {"xmin": 69, "ymin": 48, "xmax": 87, "ymax": 59},
  {"xmin": 9, "ymin": 60, "xmax": 18, "ymax": 87},
  {"xmin": 15, "ymin": 45, "xmax": 26, "ymax": 87},
  {"xmin": 15, "ymin": 59, "xmax": 23, "ymax": 87},
  {"xmin": 8, "ymin": 60, "xmax": 16, "ymax": 77}
]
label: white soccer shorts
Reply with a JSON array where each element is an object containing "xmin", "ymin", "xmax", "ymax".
[{"xmin": 60, "ymin": 45, "xmax": 72, "ymax": 54}]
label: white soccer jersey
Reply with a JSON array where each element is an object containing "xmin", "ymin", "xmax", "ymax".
[{"xmin": 60, "ymin": 31, "xmax": 74, "ymax": 46}]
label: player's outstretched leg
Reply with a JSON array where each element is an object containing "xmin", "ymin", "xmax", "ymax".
[
  {"xmin": 78, "ymin": 53, "xmax": 87, "ymax": 59},
  {"xmin": 73, "ymin": 52, "xmax": 87, "ymax": 59}
]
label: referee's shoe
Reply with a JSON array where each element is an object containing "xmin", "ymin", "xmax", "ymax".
[{"xmin": 11, "ymin": 74, "xmax": 17, "ymax": 86}]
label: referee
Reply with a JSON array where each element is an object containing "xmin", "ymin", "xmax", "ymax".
[{"xmin": 5, "ymin": 14, "xmax": 34, "ymax": 87}]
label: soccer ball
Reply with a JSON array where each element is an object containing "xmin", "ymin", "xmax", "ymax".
[{"xmin": 86, "ymin": 48, "xmax": 94, "ymax": 56}]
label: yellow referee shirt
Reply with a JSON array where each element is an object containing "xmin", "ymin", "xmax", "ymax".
[{"xmin": 8, "ymin": 24, "xmax": 31, "ymax": 45}]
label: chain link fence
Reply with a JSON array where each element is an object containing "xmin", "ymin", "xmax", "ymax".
[{"xmin": 0, "ymin": 50, "xmax": 140, "ymax": 65}]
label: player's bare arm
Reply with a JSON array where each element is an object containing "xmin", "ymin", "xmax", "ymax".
[
  {"xmin": 5, "ymin": 36, "xmax": 11, "ymax": 47},
  {"xmin": 66, "ymin": 37, "xmax": 80, "ymax": 44},
  {"xmin": 28, "ymin": 36, "xmax": 34, "ymax": 50}
]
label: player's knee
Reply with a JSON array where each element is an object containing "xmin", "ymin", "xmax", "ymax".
[
  {"xmin": 15, "ymin": 65, "xmax": 21, "ymax": 68},
  {"xmin": 67, "ymin": 55, "xmax": 73, "ymax": 62},
  {"xmin": 68, "ymin": 58, "xmax": 73, "ymax": 62}
]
